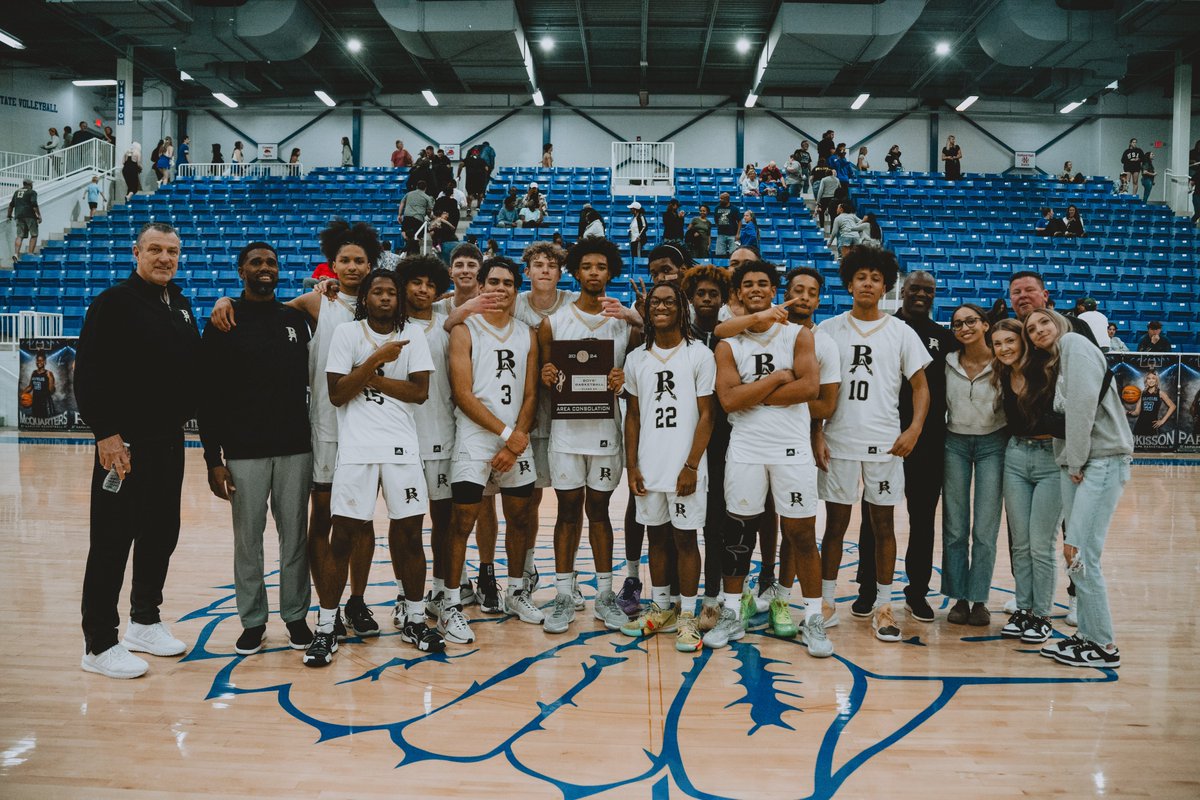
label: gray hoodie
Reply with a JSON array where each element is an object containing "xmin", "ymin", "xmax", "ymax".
[{"xmin": 1052, "ymin": 332, "xmax": 1134, "ymax": 476}]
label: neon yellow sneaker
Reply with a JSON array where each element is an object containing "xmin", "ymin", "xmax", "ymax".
[
  {"xmin": 619, "ymin": 603, "xmax": 678, "ymax": 637},
  {"xmin": 739, "ymin": 589, "xmax": 758, "ymax": 630},
  {"xmin": 675, "ymin": 612, "xmax": 702, "ymax": 652},
  {"xmin": 768, "ymin": 597, "xmax": 798, "ymax": 638}
]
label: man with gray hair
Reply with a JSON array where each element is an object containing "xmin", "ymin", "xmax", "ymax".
[
  {"xmin": 74, "ymin": 222, "xmax": 201, "ymax": 679},
  {"xmin": 7, "ymin": 178, "xmax": 41, "ymax": 259}
]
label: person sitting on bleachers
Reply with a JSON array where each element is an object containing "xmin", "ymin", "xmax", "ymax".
[
  {"xmin": 518, "ymin": 195, "xmax": 545, "ymax": 228},
  {"xmin": 495, "ymin": 195, "xmax": 520, "ymax": 228},
  {"xmin": 484, "ymin": 238, "xmax": 500, "ymax": 258},
  {"xmin": 759, "ymin": 161, "xmax": 782, "ymax": 198},
  {"xmin": 1035, "ymin": 207, "xmax": 1065, "ymax": 237},
  {"xmin": 739, "ymin": 164, "xmax": 760, "ymax": 197},
  {"xmin": 1137, "ymin": 321, "xmax": 1174, "ymax": 352},
  {"xmin": 860, "ymin": 212, "xmax": 882, "ymax": 248},
  {"xmin": 521, "ymin": 183, "xmax": 548, "ymax": 216},
  {"xmin": 1062, "ymin": 204, "xmax": 1085, "ymax": 237}
]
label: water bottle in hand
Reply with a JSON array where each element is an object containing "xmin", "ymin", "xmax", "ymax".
[{"xmin": 102, "ymin": 467, "xmax": 123, "ymax": 493}]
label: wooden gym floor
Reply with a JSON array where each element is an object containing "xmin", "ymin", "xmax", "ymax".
[{"xmin": 0, "ymin": 437, "xmax": 1197, "ymax": 799}]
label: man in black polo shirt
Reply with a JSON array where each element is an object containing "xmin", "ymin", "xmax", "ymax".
[
  {"xmin": 199, "ymin": 242, "xmax": 315, "ymax": 657},
  {"xmin": 854, "ymin": 270, "xmax": 957, "ymax": 622},
  {"xmin": 75, "ymin": 221, "xmax": 201, "ymax": 679}
]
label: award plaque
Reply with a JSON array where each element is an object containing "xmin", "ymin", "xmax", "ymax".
[{"xmin": 549, "ymin": 339, "xmax": 616, "ymax": 419}]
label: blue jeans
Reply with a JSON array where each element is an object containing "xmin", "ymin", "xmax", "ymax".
[
  {"xmin": 941, "ymin": 430, "xmax": 1007, "ymax": 603},
  {"xmin": 714, "ymin": 234, "xmax": 736, "ymax": 256},
  {"xmin": 1061, "ymin": 456, "xmax": 1130, "ymax": 645},
  {"xmin": 1141, "ymin": 176, "xmax": 1154, "ymax": 202},
  {"xmin": 1003, "ymin": 438, "xmax": 1062, "ymax": 616}
]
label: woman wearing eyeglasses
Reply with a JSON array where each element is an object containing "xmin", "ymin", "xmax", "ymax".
[{"xmin": 941, "ymin": 304, "xmax": 1006, "ymax": 626}]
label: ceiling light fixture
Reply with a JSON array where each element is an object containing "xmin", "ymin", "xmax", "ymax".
[
  {"xmin": 1106, "ymin": 80, "xmax": 1118, "ymax": 90},
  {"xmin": 955, "ymin": 95, "xmax": 979, "ymax": 112},
  {"xmin": 314, "ymin": 90, "xmax": 336, "ymax": 107},
  {"xmin": 744, "ymin": 92, "xmax": 758, "ymax": 108},
  {"xmin": 212, "ymin": 92, "xmax": 239, "ymax": 108},
  {"xmin": 73, "ymin": 79, "xmax": 118, "ymax": 87},
  {"xmin": 736, "ymin": 37, "xmax": 751, "ymax": 54},
  {"xmin": 179, "ymin": 70, "xmax": 193, "ymax": 81},
  {"xmin": 851, "ymin": 93, "xmax": 870, "ymax": 110},
  {"xmin": 532, "ymin": 89, "xmax": 545, "ymax": 106},
  {"xmin": 0, "ymin": 29, "xmax": 25, "ymax": 50},
  {"xmin": 422, "ymin": 90, "xmax": 438, "ymax": 107},
  {"xmin": 540, "ymin": 36, "xmax": 555, "ymax": 52},
  {"xmin": 1059, "ymin": 100, "xmax": 1083, "ymax": 114},
  {"xmin": 935, "ymin": 41, "xmax": 951, "ymax": 56},
  {"xmin": 347, "ymin": 38, "xmax": 363, "ymax": 54}
]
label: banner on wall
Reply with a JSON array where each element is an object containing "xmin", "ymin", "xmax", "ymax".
[
  {"xmin": 1177, "ymin": 354, "xmax": 1200, "ymax": 453},
  {"xmin": 438, "ymin": 144, "xmax": 459, "ymax": 159},
  {"xmin": 1013, "ymin": 151, "xmax": 1037, "ymax": 169},
  {"xmin": 1106, "ymin": 352, "xmax": 1181, "ymax": 453},
  {"xmin": 18, "ymin": 337, "xmax": 198, "ymax": 435},
  {"xmin": 259, "ymin": 143, "xmax": 278, "ymax": 160}
]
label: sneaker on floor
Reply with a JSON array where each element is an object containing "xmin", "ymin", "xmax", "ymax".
[
  {"xmin": 333, "ymin": 610, "xmax": 347, "ymax": 642},
  {"xmin": 344, "ymin": 601, "xmax": 380, "ymax": 637},
  {"xmin": 286, "ymin": 619, "xmax": 313, "ymax": 650},
  {"xmin": 460, "ymin": 579, "xmax": 478, "ymax": 607},
  {"xmin": 739, "ymin": 589, "xmax": 759, "ymax": 630},
  {"xmin": 122, "ymin": 621, "xmax": 187, "ymax": 657},
  {"xmin": 400, "ymin": 619, "xmax": 446, "ymax": 653},
  {"xmin": 905, "ymin": 596, "xmax": 935, "ymax": 623},
  {"xmin": 616, "ymin": 577, "xmax": 643, "ymax": 616},
  {"xmin": 594, "ymin": 590, "xmax": 629, "ymax": 631},
  {"xmin": 437, "ymin": 606, "xmax": 475, "ymax": 644},
  {"xmin": 675, "ymin": 612, "xmax": 703, "ymax": 652},
  {"xmin": 571, "ymin": 576, "xmax": 585, "ymax": 611},
  {"xmin": 81, "ymin": 644, "xmax": 148, "ymax": 679},
  {"xmin": 872, "ymin": 604, "xmax": 902, "ymax": 642},
  {"xmin": 1000, "ymin": 610, "xmax": 1030, "ymax": 639},
  {"xmin": 1040, "ymin": 634, "xmax": 1085, "ymax": 659},
  {"xmin": 698, "ymin": 601, "xmax": 721, "ymax": 633},
  {"xmin": 478, "ymin": 574, "xmax": 503, "ymax": 614},
  {"xmin": 1003, "ymin": 596, "xmax": 1018, "ymax": 614},
  {"xmin": 1052, "ymin": 639, "xmax": 1120, "ymax": 669},
  {"xmin": 524, "ymin": 563, "xmax": 540, "ymax": 597},
  {"xmin": 946, "ymin": 599, "xmax": 970, "ymax": 625},
  {"xmin": 1065, "ymin": 596, "xmax": 1078, "ymax": 627},
  {"xmin": 1020, "ymin": 614, "xmax": 1052, "ymax": 644},
  {"xmin": 801, "ymin": 614, "xmax": 834, "ymax": 658},
  {"xmin": 754, "ymin": 579, "xmax": 775, "ymax": 613},
  {"xmin": 850, "ymin": 594, "xmax": 875, "ymax": 618},
  {"xmin": 392, "ymin": 594, "xmax": 407, "ymax": 629},
  {"xmin": 303, "ymin": 629, "xmax": 337, "ymax": 667},
  {"xmin": 701, "ymin": 607, "xmax": 746, "ymax": 649},
  {"xmin": 543, "ymin": 593, "xmax": 576, "ymax": 634},
  {"xmin": 768, "ymin": 598, "xmax": 797, "ymax": 638},
  {"xmin": 967, "ymin": 603, "xmax": 991, "ymax": 627},
  {"xmin": 425, "ymin": 591, "xmax": 446, "ymax": 620},
  {"xmin": 822, "ymin": 600, "xmax": 840, "ymax": 629},
  {"xmin": 235, "ymin": 625, "xmax": 266, "ymax": 655},
  {"xmin": 619, "ymin": 603, "xmax": 677, "ymax": 637},
  {"xmin": 504, "ymin": 589, "xmax": 545, "ymax": 624}
]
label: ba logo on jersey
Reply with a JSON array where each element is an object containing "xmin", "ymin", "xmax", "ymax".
[
  {"xmin": 654, "ymin": 370, "xmax": 677, "ymax": 401},
  {"xmin": 496, "ymin": 349, "xmax": 516, "ymax": 379},
  {"xmin": 850, "ymin": 344, "xmax": 874, "ymax": 375},
  {"xmin": 286, "ymin": 326, "xmax": 298, "ymax": 343},
  {"xmin": 753, "ymin": 353, "xmax": 775, "ymax": 377}
]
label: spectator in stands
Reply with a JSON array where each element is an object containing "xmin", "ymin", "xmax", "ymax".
[
  {"xmin": 1077, "ymin": 298, "xmax": 1110, "ymax": 351},
  {"xmin": 827, "ymin": 199, "xmax": 870, "ymax": 257},
  {"xmin": 1035, "ymin": 207, "xmax": 1064, "ymax": 236},
  {"xmin": 522, "ymin": 182, "xmax": 547, "ymax": 213},
  {"xmin": 41, "ymin": 127, "xmax": 61, "ymax": 155},
  {"xmin": 541, "ymin": 143, "xmax": 554, "ymax": 167},
  {"xmin": 62, "ymin": 126, "xmax": 73, "ymax": 147},
  {"xmin": 582, "ymin": 207, "xmax": 605, "ymax": 239},
  {"xmin": 784, "ymin": 149, "xmax": 803, "ymax": 202},
  {"xmin": 122, "ymin": 150, "xmax": 141, "ymax": 200},
  {"xmin": 231, "ymin": 141, "xmax": 244, "ymax": 174},
  {"xmin": 1115, "ymin": 172, "xmax": 1129, "ymax": 196},
  {"xmin": 814, "ymin": 164, "xmax": 840, "ymax": 230},
  {"xmin": 817, "ymin": 130, "xmax": 836, "ymax": 162},
  {"xmin": 712, "ymin": 192, "xmax": 741, "ymax": 256},
  {"xmin": 104, "ymin": 126, "xmax": 116, "ymax": 146},
  {"xmin": 1058, "ymin": 161, "xmax": 1074, "ymax": 182},
  {"xmin": 858, "ymin": 212, "xmax": 882, "ymax": 248},
  {"xmin": 628, "ymin": 201, "xmax": 648, "ymax": 258},
  {"xmin": 74, "ymin": 121, "xmax": 98, "ymax": 143},
  {"xmin": 575, "ymin": 203, "xmax": 593, "ymax": 239},
  {"xmin": 495, "ymin": 195, "xmax": 519, "ymax": 228},
  {"xmin": 433, "ymin": 149, "xmax": 453, "ymax": 193},
  {"xmin": 738, "ymin": 164, "xmax": 760, "ymax": 197},
  {"xmin": 378, "ymin": 240, "xmax": 402, "ymax": 270},
  {"xmin": 737, "ymin": 210, "xmax": 759, "ymax": 251},
  {"xmin": 484, "ymin": 239, "xmax": 500, "ymax": 258},
  {"xmin": 518, "ymin": 195, "xmax": 545, "ymax": 228},
  {"xmin": 340, "ymin": 137, "xmax": 353, "ymax": 167},
  {"xmin": 759, "ymin": 161, "xmax": 783, "ymax": 198},
  {"xmin": 83, "ymin": 175, "xmax": 107, "ymax": 220},
  {"xmin": 885, "ymin": 144, "xmax": 902, "ymax": 172},
  {"xmin": 1137, "ymin": 321, "xmax": 1173, "ymax": 352},
  {"xmin": 1120, "ymin": 138, "xmax": 1145, "ymax": 194},
  {"xmin": 430, "ymin": 211, "xmax": 457, "ymax": 253},
  {"xmin": 458, "ymin": 147, "xmax": 488, "ymax": 218},
  {"xmin": 1107, "ymin": 324, "xmax": 1129, "ymax": 352},
  {"xmin": 7, "ymin": 178, "xmax": 41, "ymax": 259},
  {"xmin": 1062, "ymin": 204, "xmax": 1085, "ymax": 237},
  {"xmin": 288, "ymin": 147, "xmax": 301, "ymax": 165},
  {"xmin": 211, "ymin": 144, "xmax": 223, "ymax": 165},
  {"xmin": 408, "ymin": 152, "xmax": 434, "ymax": 195},
  {"xmin": 828, "ymin": 144, "xmax": 853, "ymax": 183},
  {"xmin": 304, "ymin": 260, "xmax": 337, "ymax": 289},
  {"xmin": 397, "ymin": 179, "xmax": 434, "ymax": 253},
  {"xmin": 391, "ymin": 140, "xmax": 413, "ymax": 168},
  {"xmin": 155, "ymin": 137, "xmax": 173, "ymax": 186},
  {"xmin": 552, "ymin": 231, "xmax": 566, "ymax": 249},
  {"xmin": 799, "ymin": 141, "xmax": 813, "ymax": 191},
  {"xmin": 942, "ymin": 135, "xmax": 963, "ymax": 180},
  {"xmin": 433, "ymin": 182, "xmax": 462, "ymax": 231},
  {"xmin": 686, "ymin": 205, "xmax": 711, "ymax": 259},
  {"xmin": 856, "ymin": 146, "xmax": 870, "ymax": 173},
  {"xmin": 810, "ymin": 156, "xmax": 833, "ymax": 200},
  {"xmin": 1140, "ymin": 152, "xmax": 1156, "ymax": 202},
  {"xmin": 176, "ymin": 135, "xmax": 190, "ymax": 171},
  {"xmin": 479, "ymin": 141, "xmax": 496, "ymax": 174},
  {"xmin": 663, "ymin": 198, "xmax": 685, "ymax": 240}
]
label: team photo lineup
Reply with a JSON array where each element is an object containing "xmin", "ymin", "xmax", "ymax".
[{"xmin": 74, "ymin": 215, "xmax": 1131, "ymax": 681}]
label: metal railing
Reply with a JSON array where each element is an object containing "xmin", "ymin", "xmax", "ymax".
[
  {"xmin": 176, "ymin": 162, "xmax": 305, "ymax": 179},
  {"xmin": 0, "ymin": 312, "xmax": 64, "ymax": 349},
  {"xmin": 0, "ymin": 139, "xmax": 114, "ymax": 187},
  {"xmin": 612, "ymin": 141, "xmax": 674, "ymax": 186},
  {"xmin": 0, "ymin": 151, "xmax": 40, "ymax": 170}
]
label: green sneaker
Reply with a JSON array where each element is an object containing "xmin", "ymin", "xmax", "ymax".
[
  {"xmin": 739, "ymin": 589, "xmax": 758, "ymax": 630},
  {"xmin": 768, "ymin": 597, "xmax": 798, "ymax": 638}
]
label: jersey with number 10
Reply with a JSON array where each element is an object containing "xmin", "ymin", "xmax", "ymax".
[
  {"xmin": 454, "ymin": 315, "xmax": 533, "ymax": 460},
  {"xmin": 817, "ymin": 311, "xmax": 932, "ymax": 461},
  {"xmin": 725, "ymin": 322, "xmax": 812, "ymax": 465}
]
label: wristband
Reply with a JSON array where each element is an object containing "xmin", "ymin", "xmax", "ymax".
[
  {"xmin": 683, "ymin": 463, "xmax": 698, "ymax": 472},
  {"xmin": 501, "ymin": 426, "xmax": 514, "ymax": 442}
]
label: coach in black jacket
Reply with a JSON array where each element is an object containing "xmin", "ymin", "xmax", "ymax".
[{"xmin": 75, "ymin": 221, "xmax": 201, "ymax": 679}]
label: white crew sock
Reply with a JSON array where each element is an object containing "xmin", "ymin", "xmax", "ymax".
[
  {"xmin": 405, "ymin": 598, "xmax": 424, "ymax": 623},
  {"xmin": 776, "ymin": 584, "xmax": 792, "ymax": 603},
  {"xmin": 626, "ymin": 560, "xmax": 640, "ymax": 579},
  {"xmin": 597, "ymin": 572, "xmax": 613, "ymax": 595},
  {"xmin": 317, "ymin": 606, "xmax": 338, "ymax": 633},
  {"xmin": 822, "ymin": 579, "xmax": 837, "ymax": 605},
  {"xmin": 702, "ymin": 595, "xmax": 721, "ymax": 608},
  {"xmin": 445, "ymin": 587, "xmax": 461, "ymax": 609},
  {"xmin": 432, "ymin": 576, "xmax": 445, "ymax": 597},
  {"xmin": 524, "ymin": 549, "xmax": 536, "ymax": 574},
  {"xmin": 555, "ymin": 572, "xmax": 574, "ymax": 597},
  {"xmin": 804, "ymin": 597, "xmax": 822, "ymax": 621},
  {"xmin": 651, "ymin": 584, "xmax": 670, "ymax": 609},
  {"xmin": 723, "ymin": 592, "xmax": 741, "ymax": 617},
  {"xmin": 680, "ymin": 595, "xmax": 698, "ymax": 616},
  {"xmin": 875, "ymin": 583, "xmax": 893, "ymax": 608},
  {"xmin": 505, "ymin": 576, "xmax": 521, "ymax": 598}
]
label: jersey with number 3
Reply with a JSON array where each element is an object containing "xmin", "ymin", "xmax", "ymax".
[
  {"xmin": 625, "ymin": 341, "xmax": 715, "ymax": 491},
  {"xmin": 324, "ymin": 319, "xmax": 433, "ymax": 465},
  {"xmin": 817, "ymin": 311, "xmax": 931, "ymax": 461},
  {"xmin": 454, "ymin": 315, "xmax": 533, "ymax": 460},
  {"xmin": 725, "ymin": 323, "xmax": 812, "ymax": 465}
]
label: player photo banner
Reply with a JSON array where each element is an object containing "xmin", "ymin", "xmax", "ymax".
[
  {"xmin": 1106, "ymin": 352, "xmax": 1182, "ymax": 453},
  {"xmin": 1177, "ymin": 354, "xmax": 1200, "ymax": 454},
  {"xmin": 550, "ymin": 339, "xmax": 616, "ymax": 420},
  {"xmin": 18, "ymin": 337, "xmax": 200, "ymax": 435}
]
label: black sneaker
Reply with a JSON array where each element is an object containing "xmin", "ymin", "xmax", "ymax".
[
  {"xmin": 905, "ymin": 596, "xmax": 935, "ymax": 623},
  {"xmin": 478, "ymin": 572, "xmax": 503, "ymax": 614},
  {"xmin": 303, "ymin": 629, "xmax": 337, "ymax": 667},
  {"xmin": 286, "ymin": 619, "xmax": 313, "ymax": 650},
  {"xmin": 235, "ymin": 625, "xmax": 266, "ymax": 655},
  {"xmin": 1000, "ymin": 610, "xmax": 1030, "ymax": 639},
  {"xmin": 333, "ymin": 610, "xmax": 347, "ymax": 642},
  {"xmin": 1052, "ymin": 639, "xmax": 1120, "ymax": 669},
  {"xmin": 851, "ymin": 593, "xmax": 876, "ymax": 617},
  {"xmin": 400, "ymin": 619, "xmax": 447, "ymax": 653},
  {"xmin": 344, "ymin": 600, "xmax": 380, "ymax": 638},
  {"xmin": 391, "ymin": 593, "xmax": 407, "ymax": 629},
  {"xmin": 1020, "ymin": 614, "xmax": 1053, "ymax": 644}
]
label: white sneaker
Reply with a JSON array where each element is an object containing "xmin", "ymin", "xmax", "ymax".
[
  {"xmin": 122, "ymin": 621, "xmax": 186, "ymax": 657},
  {"xmin": 82, "ymin": 644, "xmax": 148, "ymax": 679},
  {"xmin": 1003, "ymin": 597, "xmax": 1018, "ymax": 614},
  {"xmin": 505, "ymin": 590, "xmax": 545, "ymax": 624},
  {"xmin": 437, "ymin": 607, "xmax": 475, "ymax": 644},
  {"xmin": 571, "ymin": 576, "xmax": 584, "ymax": 611},
  {"xmin": 1065, "ymin": 596, "xmax": 1078, "ymax": 627}
]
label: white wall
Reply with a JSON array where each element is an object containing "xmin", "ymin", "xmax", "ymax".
[{"xmin": 0, "ymin": 71, "xmax": 106, "ymax": 156}]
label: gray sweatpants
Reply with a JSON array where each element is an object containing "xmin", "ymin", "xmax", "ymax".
[{"xmin": 227, "ymin": 453, "xmax": 313, "ymax": 628}]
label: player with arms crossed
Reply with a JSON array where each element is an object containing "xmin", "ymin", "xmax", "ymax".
[
  {"xmin": 711, "ymin": 260, "xmax": 829, "ymax": 656},
  {"xmin": 621, "ymin": 281, "xmax": 715, "ymax": 652},
  {"xmin": 816, "ymin": 247, "xmax": 930, "ymax": 643},
  {"xmin": 439, "ymin": 257, "xmax": 543, "ymax": 644},
  {"xmin": 309, "ymin": 269, "xmax": 440, "ymax": 665}
]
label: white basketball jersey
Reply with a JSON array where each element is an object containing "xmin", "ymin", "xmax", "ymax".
[
  {"xmin": 308, "ymin": 292, "xmax": 357, "ymax": 442},
  {"xmin": 624, "ymin": 341, "xmax": 715, "ymax": 491},
  {"xmin": 454, "ymin": 315, "xmax": 533, "ymax": 460},
  {"xmin": 324, "ymin": 319, "xmax": 433, "ymax": 465},
  {"xmin": 514, "ymin": 289, "xmax": 577, "ymax": 439},
  {"xmin": 547, "ymin": 302, "xmax": 631, "ymax": 456},
  {"xmin": 725, "ymin": 323, "xmax": 813, "ymax": 465},
  {"xmin": 817, "ymin": 311, "xmax": 932, "ymax": 461},
  {"xmin": 412, "ymin": 313, "xmax": 454, "ymax": 460},
  {"xmin": 431, "ymin": 294, "xmax": 469, "ymax": 317},
  {"xmin": 814, "ymin": 327, "xmax": 842, "ymax": 386}
]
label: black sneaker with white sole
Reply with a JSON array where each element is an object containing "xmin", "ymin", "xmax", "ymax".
[
  {"xmin": 1020, "ymin": 614, "xmax": 1052, "ymax": 644},
  {"xmin": 286, "ymin": 619, "xmax": 313, "ymax": 650},
  {"xmin": 334, "ymin": 610, "xmax": 347, "ymax": 642},
  {"xmin": 478, "ymin": 572, "xmax": 503, "ymax": 614},
  {"xmin": 400, "ymin": 619, "xmax": 447, "ymax": 653},
  {"xmin": 1000, "ymin": 610, "xmax": 1030, "ymax": 639},
  {"xmin": 1039, "ymin": 634, "xmax": 1085, "ymax": 659},
  {"xmin": 905, "ymin": 596, "xmax": 935, "ymax": 623},
  {"xmin": 303, "ymin": 629, "xmax": 338, "ymax": 667},
  {"xmin": 851, "ymin": 594, "xmax": 875, "ymax": 617},
  {"xmin": 1052, "ymin": 639, "xmax": 1120, "ymax": 669},
  {"xmin": 344, "ymin": 600, "xmax": 380, "ymax": 637},
  {"xmin": 235, "ymin": 625, "xmax": 266, "ymax": 655}
]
